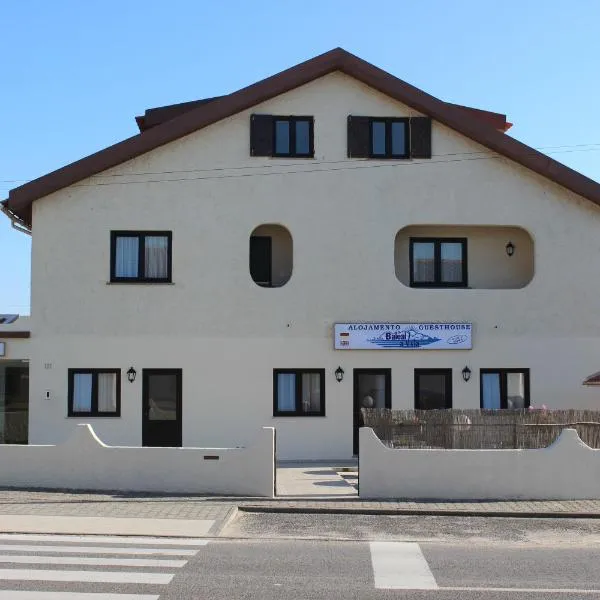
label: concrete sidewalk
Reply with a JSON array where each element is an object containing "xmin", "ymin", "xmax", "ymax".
[{"xmin": 0, "ymin": 489, "xmax": 598, "ymax": 526}]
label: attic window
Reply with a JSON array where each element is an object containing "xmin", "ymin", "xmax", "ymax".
[
  {"xmin": 251, "ymin": 115, "xmax": 314, "ymax": 158},
  {"xmin": 348, "ymin": 116, "xmax": 432, "ymax": 159}
]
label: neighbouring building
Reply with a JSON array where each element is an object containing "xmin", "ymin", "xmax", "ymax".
[{"xmin": 2, "ymin": 48, "xmax": 600, "ymax": 459}]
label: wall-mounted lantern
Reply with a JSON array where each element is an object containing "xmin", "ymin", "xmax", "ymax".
[
  {"xmin": 462, "ymin": 366, "xmax": 472, "ymax": 382},
  {"xmin": 334, "ymin": 366, "xmax": 344, "ymax": 383},
  {"xmin": 505, "ymin": 241, "xmax": 515, "ymax": 257},
  {"xmin": 127, "ymin": 366, "xmax": 137, "ymax": 383}
]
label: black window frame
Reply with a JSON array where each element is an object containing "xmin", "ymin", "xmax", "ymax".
[
  {"xmin": 409, "ymin": 237, "xmax": 468, "ymax": 288},
  {"xmin": 68, "ymin": 368, "xmax": 121, "ymax": 417},
  {"xmin": 369, "ymin": 117, "xmax": 409, "ymax": 159},
  {"xmin": 480, "ymin": 368, "xmax": 530, "ymax": 410},
  {"xmin": 272, "ymin": 116, "xmax": 314, "ymax": 158},
  {"xmin": 414, "ymin": 368, "xmax": 453, "ymax": 410},
  {"xmin": 110, "ymin": 231, "xmax": 173, "ymax": 283},
  {"xmin": 273, "ymin": 368, "xmax": 325, "ymax": 417}
]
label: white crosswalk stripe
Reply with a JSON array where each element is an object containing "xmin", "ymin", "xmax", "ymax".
[
  {"xmin": 369, "ymin": 541, "xmax": 438, "ymax": 590},
  {"xmin": 0, "ymin": 533, "xmax": 208, "ymax": 599}
]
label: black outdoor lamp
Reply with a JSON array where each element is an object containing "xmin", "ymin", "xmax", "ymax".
[
  {"xmin": 462, "ymin": 366, "xmax": 472, "ymax": 382},
  {"xmin": 334, "ymin": 366, "xmax": 344, "ymax": 383},
  {"xmin": 505, "ymin": 241, "xmax": 515, "ymax": 257},
  {"xmin": 127, "ymin": 366, "xmax": 137, "ymax": 383}
]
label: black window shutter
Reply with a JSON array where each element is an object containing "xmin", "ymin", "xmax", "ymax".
[
  {"xmin": 250, "ymin": 236, "xmax": 272, "ymax": 286},
  {"xmin": 410, "ymin": 117, "xmax": 432, "ymax": 159},
  {"xmin": 250, "ymin": 115, "xmax": 273, "ymax": 156},
  {"xmin": 347, "ymin": 116, "xmax": 370, "ymax": 158}
]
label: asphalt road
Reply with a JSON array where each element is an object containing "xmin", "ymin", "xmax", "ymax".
[{"xmin": 0, "ymin": 515, "xmax": 597, "ymax": 598}]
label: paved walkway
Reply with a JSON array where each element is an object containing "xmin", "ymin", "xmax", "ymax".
[{"xmin": 0, "ymin": 461, "xmax": 597, "ymax": 537}]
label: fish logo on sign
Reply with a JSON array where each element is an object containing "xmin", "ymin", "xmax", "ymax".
[{"xmin": 367, "ymin": 327, "xmax": 440, "ymax": 349}]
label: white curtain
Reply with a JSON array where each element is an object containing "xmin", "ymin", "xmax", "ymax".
[
  {"xmin": 506, "ymin": 373, "xmax": 525, "ymax": 409},
  {"xmin": 440, "ymin": 242, "xmax": 463, "ymax": 282},
  {"xmin": 277, "ymin": 373, "xmax": 296, "ymax": 412},
  {"xmin": 73, "ymin": 373, "xmax": 92, "ymax": 412},
  {"xmin": 145, "ymin": 236, "xmax": 169, "ymax": 279},
  {"xmin": 301, "ymin": 373, "xmax": 321, "ymax": 412},
  {"xmin": 115, "ymin": 237, "xmax": 139, "ymax": 278},
  {"xmin": 413, "ymin": 242, "xmax": 435, "ymax": 282},
  {"xmin": 98, "ymin": 373, "xmax": 117, "ymax": 412},
  {"xmin": 482, "ymin": 373, "xmax": 501, "ymax": 409}
]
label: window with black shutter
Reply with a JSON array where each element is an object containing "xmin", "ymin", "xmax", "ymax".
[
  {"xmin": 249, "ymin": 236, "xmax": 272, "ymax": 287},
  {"xmin": 348, "ymin": 116, "xmax": 431, "ymax": 159},
  {"xmin": 250, "ymin": 115, "xmax": 314, "ymax": 158}
]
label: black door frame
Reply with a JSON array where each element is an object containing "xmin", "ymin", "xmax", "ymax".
[
  {"xmin": 142, "ymin": 368, "xmax": 183, "ymax": 447},
  {"xmin": 353, "ymin": 368, "xmax": 391, "ymax": 455},
  {"xmin": 414, "ymin": 368, "xmax": 453, "ymax": 409}
]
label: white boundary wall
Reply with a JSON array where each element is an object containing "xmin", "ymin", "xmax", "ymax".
[
  {"xmin": 0, "ymin": 424, "xmax": 275, "ymax": 497},
  {"xmin": 359, "ymin": 427, "xmax": 600, "ymax": 500}
]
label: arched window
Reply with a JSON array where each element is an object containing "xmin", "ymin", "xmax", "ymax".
[{"xmin": 249, "ymin": 224, "xmax": 293, "ymax": 287}]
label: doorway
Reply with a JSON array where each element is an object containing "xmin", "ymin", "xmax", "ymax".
[
  {"xmin": 353, "ymin": 368, "xmax": 391, "ymax": 455},
  {"xmin": 142, "ymin": 369, "xmax": 182, "ymax": 447}
]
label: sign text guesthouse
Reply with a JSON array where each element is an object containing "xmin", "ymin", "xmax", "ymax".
[{"xmin": 334, "ymin": 323, "xmax": 472, "ymax": 350}]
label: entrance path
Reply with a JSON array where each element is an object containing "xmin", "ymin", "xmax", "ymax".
[{"xmin": 276, "ymin": 461, "xmax": 358, "ymax": 497}]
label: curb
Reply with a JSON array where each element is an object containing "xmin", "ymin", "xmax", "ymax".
[{"xmin": 238, "ymin": 505, "xmax": 600, "ymax": 519}]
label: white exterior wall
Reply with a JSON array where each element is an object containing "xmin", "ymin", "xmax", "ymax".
[
  {"xmin": 0, "ymin": 424, "xmax": 274, "ymax": 496},
  {"xmin": 25, "ymin": 72, "xmax": 600, "ymax": 459},
  {"xmin": 359, "ymin": 427, "xmax": 600, "ymax": 500}
]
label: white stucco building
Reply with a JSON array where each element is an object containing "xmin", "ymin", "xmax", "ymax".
[{"xmin": 2, "ymin": 48, "xmax": 600, "ymax": 459}]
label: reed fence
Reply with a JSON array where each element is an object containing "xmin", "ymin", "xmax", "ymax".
[{"xmin": 361, "ymin": 408, "xmax": 600, "ymax": 449}]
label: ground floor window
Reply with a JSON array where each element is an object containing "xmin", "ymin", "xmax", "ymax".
[
  {"xmin": 480, "ymin": 369, "xmax": 529, "ymax": 409},
  {"xmin": 0, "ymin": 362, "xmax": 29, "ymax": 443},
  {"xmin": 68, "ymin": 369, "xmax": 121, "ymax": 417},
  {"xmin": 273, "ymin": 369, "xmax": 325, "ymax": 416},
  {"xmin": 414, "ymin": 369, "xmax": 452, "ymax": 410}
]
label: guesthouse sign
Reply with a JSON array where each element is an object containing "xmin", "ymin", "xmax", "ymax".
[{"xmin": 334, "ymin": 323, "xmax": 472, "ymax": 350}]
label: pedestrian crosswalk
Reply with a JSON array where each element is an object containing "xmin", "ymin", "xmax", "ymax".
[{"xmin": 0, "ymin": 533, "xmax": 209, "ymax": 599}]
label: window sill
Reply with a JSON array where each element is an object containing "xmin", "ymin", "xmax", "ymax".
[
  {"xmin": 272, "ymin": 414, "xmax": 326, "ymax": 418},
  {"xmin": 67, "ymin": 414, "xmax": 121, "ymax": 418},
  {"xmin": 106, "ymin": 281, "xmax": 174, "ymax": 285}
]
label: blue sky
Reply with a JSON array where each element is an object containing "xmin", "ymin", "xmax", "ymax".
[{"xmin": 2, "ymin": 0, "xmax": 599, "ymax": 314}]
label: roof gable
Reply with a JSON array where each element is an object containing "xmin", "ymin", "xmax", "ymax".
[{"xmin": 5, "ymin": 47, "xmax": 600, "ymax": 227}]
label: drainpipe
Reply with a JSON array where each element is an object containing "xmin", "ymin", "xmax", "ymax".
[{"xmin": 0, "ymin": 201, "xmax": 31, "ymax": 236}]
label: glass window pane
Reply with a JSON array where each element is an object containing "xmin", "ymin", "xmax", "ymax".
[
  {"xmin": 482, "ymin": 373, "xmax": 501, "ymax": 409},
  {"xmin": 144, "ymin": 236, "xmax": 169, "ymax": 279},
  {"xmin": 371, "ymin": 121, "xmax": 386, "ymax": 155},
  {"xmin": 391, "ymin": 121, "xmax": 406, "ymax": 156},
  {"xmin": 115, "ymin": 236, "xmax": 139, "ymax": 278},
  {"xmin": 97, "ymin": 372, "xmax": 117, "ymax": 412},
  {"xmin": 506, "ymin": 373, "xmax": 526, "ymax": 409},
  {"xmin": 73, "ymin": 373, "xmax": 92, "ymax": 413},
  {"xmin": 277, "ymin": 373, "xmax": 296, "ymax": 412},
  {"xmin": 416, "ymin": 373, "xmax": 448, "ymax": 410},
  {"xmin": 295, "ymin": 120, "xmax": 310, "ymax": 155},
  {"xmin": 441, "ymin": 242, "xmax": 464, "ymax": 283},
  {"xmin": 147, "ymin": 374, "xmax": 177, "ymax": 420},
  {"xmin": 275, "ymin": 120, "xmax": 290, "ymax": 154},
  {"xmin": 301, "ymin": 372, "xmax": 321, "ymax": 413},
  {"xmin": 412, "ymin": 242, "xmax": 435, "ymax": 282}
]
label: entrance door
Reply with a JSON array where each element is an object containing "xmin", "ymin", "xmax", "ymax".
[
  {"xmin": 353, "ymin": 369, "xmax": 391, "ymax": 455},
  {"xmin": 142, "ymin": 369, "xmax": 182, "ymax": 447}
]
